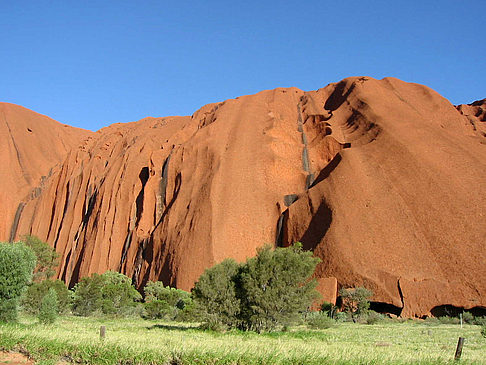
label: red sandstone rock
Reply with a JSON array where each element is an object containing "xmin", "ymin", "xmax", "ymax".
[
  {"xmin": 0, "ymin": 103, "xmax": 92, "ymax": 241},
  {"xmin": 6, "ymin": 78, "xmax": 486, "ymax": 317},
  {"xmin": 314, "ymin": 277, "xmax": 338, "ymax": 308},
  {"xmin": 456, "ymin": 99, "xmax": 486, "ymax": 139}
]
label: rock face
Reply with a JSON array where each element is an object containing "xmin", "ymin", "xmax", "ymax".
[
  {"xmin": 6, "ymin": 77, "xmax": 486, "ymax": 317},
  {"xmin": 0, "ymin": 103, "xmax": 92, "ymax": 242},
  {"xmin": 456, "ymin": 99, "xmax": 486, "ymax": 138}
]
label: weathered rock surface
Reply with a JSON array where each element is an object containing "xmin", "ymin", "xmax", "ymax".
[
  {"xmin": 7, "ymin": 77, "xmax": 486, "ymax": 317},
  {"xmin": 281, "ymin": 77, "xmax": 486, "ymax": 317},
  {"xmin": 456, "ymin": 98, "xmax": 486, "ymax": 138},
  {"xmin": 0, "ymin": 103, "xmax": 92, "ymax": 242}
]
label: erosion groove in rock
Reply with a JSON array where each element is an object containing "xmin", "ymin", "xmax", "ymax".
[
  {"xmin": 0, "ymin": 102, "xmax": 92, "ymax": 241},
  {"xmin": 4, "ymin": 77, "xmax": 486, "ymax": 317},
  {"xmin": 8, "ymin": 202, "xmax": 25, "ymax": 242}
]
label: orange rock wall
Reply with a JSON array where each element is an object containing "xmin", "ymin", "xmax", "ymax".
[
  {"xmin": 6, "ymin": 78, "xmax": 486, "ymax": 317},
  {"xmin": 0, "ymin": 103, "xmax": 92, "ymax": 242}
]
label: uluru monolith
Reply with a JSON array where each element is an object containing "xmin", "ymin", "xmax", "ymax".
[{"xmin": 5, "ymin": 77, "xmax": 486, "ymax": 317}]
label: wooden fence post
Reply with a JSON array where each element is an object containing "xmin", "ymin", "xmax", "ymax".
[
  {"xmin": 454, "ymin": 337, "xmax": 465, "ymax": 360},
  {"xmin": 100, "ymin": 325, "xmax": 106, "ymax": 340}
]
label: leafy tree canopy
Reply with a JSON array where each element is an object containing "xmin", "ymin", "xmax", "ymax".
[
  {"xmin": 20, "ymin": 235, "xmax": 59, "ymax": 282},
  {"xmin": 72, "ymin": 271, "xmax": 141, "ymax": 316},
  {"xmin": 0, "ymin": 242, "xmax": 36, "ymax": 322}
]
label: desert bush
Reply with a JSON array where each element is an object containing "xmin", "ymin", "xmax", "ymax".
[
  {"xmin": 334, "ymin": 311, "xmax": 349, "ymax": 322},
  {"xmin": 473, "ymin": 316, "xmax": 486, "ymax": 326},
  {"xmin": 143, "ymin": 300, "xmax": 173, "ymax": 319},
  {"xmin": 320, "ymin": 301, "xmax": 333, "ymax": 312},
  {"xmin": 438, "ymin": 316, "xmax": 460, "ymax": 325},
  {"xmin": 21, "ymin": 279, "xmax": 72, "ymax": 314},
  {"xmin": 144, "ymin": 281, "xmax": 190, "ymax": 307},
  {"xmin": 320, "ymin": 301, "xmax": 338, "ymax": 318},
  {"xmin": 38, "ymin": 288, "xmax": 58, "ymax": 324},
  {"xmin": 174, "ymin": 299, "xmax": 197, "ymax": 322},
  {"xmin": 305, "ymin": 312, "xmax": 335, "ymax": 329},
  {"xmin": 192, "ymin": 243, "xmax": 320, "ymax": 332},
  {"xmin": 0, "ymin": 242, "xmax": 36, "ymax": 322},
  {"xmin": 72, "ymin": 271, "xmax": 141, "ymax": 316},
  {"xmin": 424, "ymin": 316, "xmax": 440, "ymax": 325},
  {"xmin": 339, "ymin": 287, "xmax": 373, "ymax": 319},
  {"xmin": 143, "ymin": 281, "xmax": 192, "ymax": 320},
  {"xmin": 192, "ymin": 258, "xmax": 241, "ymax": 330},
  {"xmin": 364, "ymin": 311, "xmax": 384, "ymax": 325},
  {"xmin": 237, "ymin": 244, "xmax": 320, "ymax": 332},
  {"xmin": 20, "ymin": 235, "xmax": 59, "ymax": 282},
  {"xmin": 461, "ymin": 311, "xmax": 474, "ymax": 324}
]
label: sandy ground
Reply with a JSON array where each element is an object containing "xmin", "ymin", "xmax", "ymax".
[{"xmin": 0, "ymin": 352, "xmax": 33, "ymax": 365}]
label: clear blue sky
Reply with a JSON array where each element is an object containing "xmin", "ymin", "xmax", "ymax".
[{"xmin": 1, "ymin": 1, "xmax": 484, "ymax": 131}]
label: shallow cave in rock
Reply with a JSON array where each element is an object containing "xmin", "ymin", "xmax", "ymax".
[
  {"xmin": 369, "ymin": 301, "xmax": 403, "ymax": 316},
  {"xmin": 431, "ymin": 305, "xmax": 486, "ymax": 317}
]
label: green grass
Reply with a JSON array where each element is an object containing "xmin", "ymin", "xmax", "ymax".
[{"xmin": 0, "ymin": 315, "xmax": 485, "ymax": 364}]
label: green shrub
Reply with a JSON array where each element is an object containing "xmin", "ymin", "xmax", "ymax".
[
  {"xmin": 192, "ymin": 258, "xmax": 241, "ymax": 330},
  {"xmin": 364, "ymin": 311, "xmax": 384, "ymax": 325},
  {"xmin": 334, "ymin": 311, "xmax": 349, "ymax": 322},
  {"xmin": 424, "ymin": 317, "xmax": 440, "ymax": 325},
  {"xmin": 144, "ymin": 281, "xmax": 190, "ymax": 307},
  {"xmin": 481, "ymin": 325, "xmax": 486, "ymax": 338},
  {"xmin": 192, "ymin": 243, "xmax": 320, "ymax": 332},
  {"xmin": 473, "ymin": 316, "xmax": 486, "ymax": 326},
  {"xmin": 21, "ymin": 279, "xmax": 72, "ymax": 314},
  {"xmin": 0, "ymin": 242, "xmax": 36, "ymax": 322},
  {"xmin": 174, "ymin": 300, "xmax": 198, "ymax": 322},
  {"xmin": 305, "ymin": 312, "xmax": 335, "ymax": 329},
  {"xmin": 320, "ymin": 301, "xmax": 333, "ymax": 312},
  {"xmin": 339, "ymin": 287, "xmax": 373, "ymax": 319},
  {"xmin": 237, "ymin": 244, "xmax": 320, "ymax": 332},
  {"xmin": 438, "ymin": 316, "xmax": 460, "ymax": 325},
  {"xmin": 72, "ymin": 271, "xmax": 141, "ymax": 316},
  {"xmin": 143, "ymin": 300, "xmax": 172, "ymax": 319},
  {"xmin": 38, "ymin": 288, "xmax": 58, "ymax": 324},
  {"xmin": 462, "ymin": 312, "xmax": 474, "ymax": 324},
  {"xmin": 142, "ymin": 281, "xmax": 192, "ymax": 320},
  {"xmin": 20, "ymin": 235, "xmax": 59, "ymax": 282}
]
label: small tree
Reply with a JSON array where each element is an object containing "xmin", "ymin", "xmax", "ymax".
[
  {"xmin": 237, "ymin": 244, "xmax": 320, "ymax": 332},
  {"xmin": 0, "ymin": 242, "xmax": 36, "ymax": 322},
  {"xmin": 145, "ymin": 281, "xmax": 190, "ymax": 306},
  {"xmin": 192, "ymin": 259, "xmax": 241, "ymax": 330},
  {"xmin": 38, "ymin": 288, "xmax": 58, "ymax": 324},
  {"xmin": 71, "ymin": 273, "xmax": 105, "ymax": 316},
  {"xmin": 21, "ymin": 279, "xmax": 72, "ymax": 314},
  {"xmin": 191, "ymin": 243, "xmax": 321, "ymax": 332},
  {"xmin": 339, "ymin": 287, "xmax": 373, "ymax": 319},
  {"xmin": 21, "ymin": 235, "xmax": 59, "ymax": 282},
  {"xmin": 72, "ymin": 271, "xmax": 141, "ymax": 316},
  {"xmin": 143, "ymin": 281, "xmax": 191, "ymax": 319}
]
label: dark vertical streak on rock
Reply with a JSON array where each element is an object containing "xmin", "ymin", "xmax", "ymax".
[
  {"xmin": 284, "ymin": 194, "xmax": 298, "ymax": 207},
  {"xmin": 397, "ymin": 279, "xmax": 405, "ymax": 310},
  {"xmin": 9, "ymin": 203, "xmax": 25, "ymax": 242},
  {"xmin": 3, "ymin": 115, "xmax": 30, "ymax": 184},
  {"xmin": 275, "ymin": 210, "xmax": 288, "ymax": 247},
  {"xmin": 135, "ymin": 167, "xmax": 149, "ymax": 226},
  {"xmin": 119, "ymin": 230, "xmax": 133, "ymax": 271},
  {"xmin": 132, "ymin": 237, "xmax": 150, "ymax": 288},
  {"xmin": 83, "ymin": 190, "xmax": 98, "ymax": 225},
  {"xmin": 160, "ymin": 154, "xmax": 171, "ymax": 208},
  {"xmin": 297, "ymin": 100, "xmax": 313, "ymax": 190},
  {"xmin": 53, "ymin": 181, "xmax": 70, "ymax": 249},
  {"xmin": 299, "ymin": 199, "xmax": 332, "ymax": 251}
]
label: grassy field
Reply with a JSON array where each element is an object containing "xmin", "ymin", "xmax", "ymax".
[{"xmin": 0, "ymin": 315, "xmax": 485, "ymax": 364}]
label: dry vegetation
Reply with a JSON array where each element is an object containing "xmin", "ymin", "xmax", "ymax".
[{"xmin": 1, "ymin": 315, "xmax": 485, "ymax": 364}]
